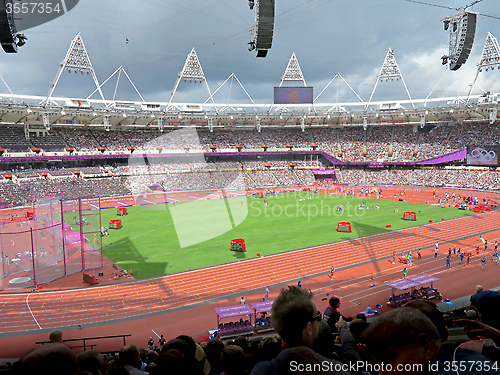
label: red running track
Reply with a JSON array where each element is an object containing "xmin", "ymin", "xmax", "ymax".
[{"xmin": 0, "ymin": 186, "xmax": 499, "ymax": 358}]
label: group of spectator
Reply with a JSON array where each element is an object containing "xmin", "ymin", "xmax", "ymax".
[
  {"xmin": 0, "ymin": 160, "xmax": 499, "ymax": 207},
  {"xmin": 339, "ymin": 169, "xmax": 500, "ymax": 189},
  {"xmin": 6, "ymin": 285, "xmax": 500, "ymax": 375},
  {"xmin": 2, "ymin": 121, "xmax": 500, "ymax": 163}
]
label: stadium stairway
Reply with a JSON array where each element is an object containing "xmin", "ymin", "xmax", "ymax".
[{"xmin": 86, "ymin": 179, "xmax": 108, "ymax": 196}]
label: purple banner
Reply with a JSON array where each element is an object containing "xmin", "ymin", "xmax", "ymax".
[
  {"xmin": 251, "ymin": 301, "xmax": 274, "ymax": 312},
  {"xmin": 386, "ymin": 274, "xmax": 439, "ymax": 290},
  {"xmin": 407, "ymin": 274, "xmax": 439, "ymax": 285},
  {"xmin": 312, "ymin": 170, "xmax": 336, "ymax": 175},
  {"xmin": 215, "ymin": 304, "xmax": 253, "ymax": 318},
  {"xmin": 416, "ymin": 148, "xmax": 467, "ymax": 165},
  {"xmin": 386, "ymin": 279, "xmax": 417, "ymax": 290},
  {"xmin": 320, "ymin": 152, "xmax": 344, "ymax": 165},
  {"xmin": 0, "ymin": 149, "xmax": 467, "ymax": 168}
]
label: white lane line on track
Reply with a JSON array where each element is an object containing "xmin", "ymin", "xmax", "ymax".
[
  {"xmin": 4, "ymin": 212, "xmax": 500, "ymax": 332},
  {"xmin": 26, "ymin": 293, "xmax": 41, "ymax": 329}
]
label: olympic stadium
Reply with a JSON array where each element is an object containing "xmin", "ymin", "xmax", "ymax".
[{"xmin": 0, "ymin": 0, "xmax": 500, "ymax": 371}]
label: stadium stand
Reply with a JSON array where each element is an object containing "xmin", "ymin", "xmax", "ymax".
[{"xmin": 0, "ymin": 126, "xmax": 33, "ymax": 151}]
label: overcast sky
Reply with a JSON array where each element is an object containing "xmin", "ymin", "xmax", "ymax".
[{"xmin": 1, "ymin": 0, "xmax": 499, "ymax": 105}]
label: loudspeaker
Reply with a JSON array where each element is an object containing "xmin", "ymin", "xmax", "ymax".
[
  {"xmin": 257, "ymin": 50, "xmax": 268, "ymax": 57},
  {"xmin": 0, "ymin": 0, "xmax": 18, "ymax": 53},
  {"xmin": 254, "ymin": 0, "xmax": 275, "ymax": 57},
  {"xmin": 399, "ymin": 199, "xmax": 403, "ymax": 201},
  {"xmin": 450, "ymin": 12, "xmax": 477, "ymax": 71},
  {"xmin": 98, "ymin": 272, "xmax": 104, "ymax": 277}
]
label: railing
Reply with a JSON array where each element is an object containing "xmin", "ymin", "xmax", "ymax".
[{"xmin": 36, "ymin": 334, "xmax": 131, "ymax": 351}]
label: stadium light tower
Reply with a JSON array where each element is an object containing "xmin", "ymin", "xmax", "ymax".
[
  {"xmin": 43, "ymin": 33, "xmax": 104, "ymax": 106},
  {"xmin": 467, "ymin": 32, "xmax": 500, "ymax": 99},
  {"xmin": 167, "ymin": 48, "xmax": 216, "ymax": 112},
  {"xmin": 367, "ymin": 48, "xmax": 414, "ymax": 109},
  {"xmin": 280, "ymin": 53, "xmax": 306, "ymax": 87}
]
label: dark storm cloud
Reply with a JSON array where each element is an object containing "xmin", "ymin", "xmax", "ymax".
[{"xmin": 1, "ymin": 0, "xmax": 499, "ymax": 103}]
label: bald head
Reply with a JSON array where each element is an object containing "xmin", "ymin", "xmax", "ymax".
[{"xmin": 17, "ymin": 343, "xmax": 78, "ymax": 375}]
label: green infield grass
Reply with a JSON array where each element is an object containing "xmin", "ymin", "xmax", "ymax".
[{"xmin": 80, "ymin": 192, "xmax": 475, "ymax": 279}]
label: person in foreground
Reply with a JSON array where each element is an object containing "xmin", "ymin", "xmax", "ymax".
[
  {"xmin": 250, "ymin": 285, "xmax": 349, "ymax": 375},
  {"xmin": 362, "ymin": 307, "xmax": 496, "ymax": 374}
]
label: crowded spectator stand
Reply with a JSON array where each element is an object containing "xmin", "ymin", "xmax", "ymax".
[
  {"xmin": 109, "ymin": 219, "xmax": 121, "ymax": 229},
  {"xmin": 215, "ymin": 304, "xmax": 253, "ymax": 339},
  {"xmin": 337, "ymin": 222, "xmax": 351, "ymax": 232},
  {"xmin": 230, "ymin": 238, "xmax": 246, "ymax": 252},
  {"xmin": 386, "ymin": 274, "xmax": 441, "ymax": 307},
  {"xmin": 403, "ymin": 211, "xmax": 417, "ymax": 221},
  {"xmin": 117, "ymin": 207, "xmax": 127, "ymax": 216},
  {"xmin": 251, "ymin": 301, "xmax": 274, "ymax": 333}
]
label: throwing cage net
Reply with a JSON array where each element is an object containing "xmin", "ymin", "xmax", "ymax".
[{"xmin": 0, "ymin": 195, "xmax": 103, "ymax": 290}]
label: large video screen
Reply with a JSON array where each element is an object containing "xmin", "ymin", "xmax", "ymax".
[
  {"xmin": 466, "ymin": 145, "xmax": 500, "ymax": 166},
  {"xmin": 274, "ymin": 87, "xmax": 313, "ymax": 104}
]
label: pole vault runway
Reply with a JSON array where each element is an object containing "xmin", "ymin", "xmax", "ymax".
[{"xmin": 0, "ymin": 186, "xmax": 499, "ymax": 357}]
